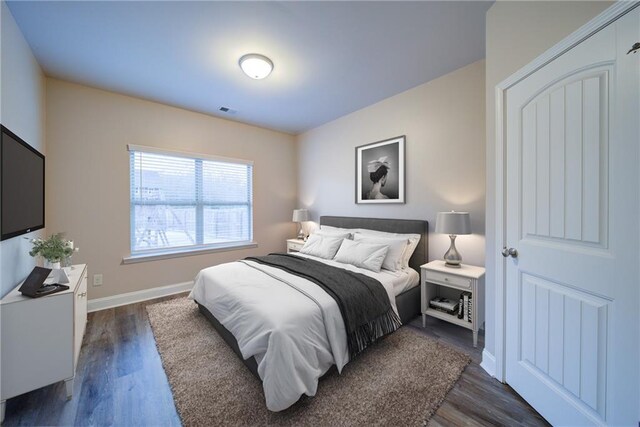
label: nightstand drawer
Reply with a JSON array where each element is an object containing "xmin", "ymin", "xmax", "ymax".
[
  {"xmin": 289, "ymin": 242, "xmax": 304, "ymax": 251},
  {"xmin": 287, "ymin": 240, "xmax": 305, "ymax": 253},
  {"xmin": 424, "ymin": 270, "xmax": 472, "ymax": 290}
]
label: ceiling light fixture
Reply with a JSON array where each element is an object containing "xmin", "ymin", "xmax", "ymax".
[{"xmin": 239, "ymin": 53, "xmax": 273, "ymax": 80}]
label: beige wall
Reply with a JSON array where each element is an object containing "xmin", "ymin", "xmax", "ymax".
[
  {"xmin": 297, "ymin": 60, "xmax": 486, "ymax": 268},
  {"xmin": 484, "ymin": 1, "xmax": 611, "ymax": 357},
  {"xmin": 45, "ymin": 79, "xmax": 297, "ymax": 299},
  {"xmin": 0, "ymin": 1, "xmax": 46, "ymax": 298}
]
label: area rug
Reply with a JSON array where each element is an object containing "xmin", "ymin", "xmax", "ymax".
[{"xmin": 146, "ymin": 297, "xmax": 469, "ymax": 426}]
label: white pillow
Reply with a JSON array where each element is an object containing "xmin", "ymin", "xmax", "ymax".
[
  {"xmin": 313, "ymin": 229, "xmax": 352, "ymax": 239},
  {"xmin": 352, "ymin": 234, "xmax": 409, "ymax": 272},
  {"xmin": 400, "ymin": 236, "xmax": 420, "ymax": 268},
  {"xmin": 320, "ymin": 225, "xmax": 356, "ymax": 234},
  {"xmin": 353, "ymin": 229, "xmax": 421, "ymax": 269},
  {"xmin": 299, "ymin": 234, "xmax": 344, "ymax": 259},
  {"xmin": 333, "ymin": 239, "xmax": 389, "ymax": 272}
]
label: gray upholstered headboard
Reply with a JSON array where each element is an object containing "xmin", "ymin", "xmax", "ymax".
[{"xmin": 320, "ymin": 216, "xmax": 428, "ymax": 272}]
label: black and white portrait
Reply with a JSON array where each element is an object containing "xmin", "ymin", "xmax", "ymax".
[{"xmin": 355, "ymin": 136, "xmax": 405, "ymax": 204}]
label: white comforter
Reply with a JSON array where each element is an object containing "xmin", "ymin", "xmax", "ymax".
[{"xmin": 188, "ymin": 253, "xmax": 399, "ymax": 411}]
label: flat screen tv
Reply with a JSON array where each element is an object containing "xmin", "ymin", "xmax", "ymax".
[{"xmin": 1, "ymin": 125, "xmax": 45, "ymax": 241}]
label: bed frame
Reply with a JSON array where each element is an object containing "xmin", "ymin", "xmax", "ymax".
[{"xmin": 196, "ymin": 215, "xmax": 428, "ymax": 379}]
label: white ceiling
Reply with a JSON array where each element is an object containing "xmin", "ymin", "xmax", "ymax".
[{"xmin": 7, "ymin": 1, "xmax": 492, "ymax": 134}]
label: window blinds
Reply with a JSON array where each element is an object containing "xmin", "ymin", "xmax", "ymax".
[{"xmin": 128, "ymin": 146, "xmax": 253, "ymax": 254}]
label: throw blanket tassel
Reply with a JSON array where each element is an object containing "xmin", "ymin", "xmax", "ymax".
[{"xmin": 350, "ymin": 308, "xmax": 402, "ymax": 359}]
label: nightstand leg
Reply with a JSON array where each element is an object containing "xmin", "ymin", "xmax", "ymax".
[
  {"xmin": 473, "ymin": 330, "xmax": 478, "ymax": 348},
  {"xmin": 422, "ymin": 313, "xmax": 426, "ymax": 328},
  {"xmin": 64, "ymin": 378, "xmax": 74, "ymax": 400}
]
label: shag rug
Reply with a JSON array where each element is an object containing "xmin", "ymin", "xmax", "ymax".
[{"xmin": 146, "ymin": 297, "xmax": 469, "ymax": 426}]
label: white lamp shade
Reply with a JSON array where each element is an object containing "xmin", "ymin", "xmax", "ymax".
[
  {"xmin": 292, "ymin": 209, "xmax": 309, "ymax": 222},
  {"xmin": 435, "ymin": 211, "xmax": 471, "ymax": 235},
  {"xmin": 239, "ymin": 54, "xmax": 273, "ymax": 80}
]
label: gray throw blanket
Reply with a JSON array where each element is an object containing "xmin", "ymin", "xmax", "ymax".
[{"xmin": 245, "ymin": 253, "xmax": 402, "ymax": 359}]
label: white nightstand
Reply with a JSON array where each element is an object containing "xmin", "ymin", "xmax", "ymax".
[
  {"xmin": 420, "ymin": 260, "xmax": 485, "ymax": 347},
  {"xmin": 286, "ymin": 238, "xmax": 305, "ymax": 253}
]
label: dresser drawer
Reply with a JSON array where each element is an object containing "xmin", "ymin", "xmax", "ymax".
[{"xmin": 424, "ymin": 270, "xmax": 472, "ymax": 290}]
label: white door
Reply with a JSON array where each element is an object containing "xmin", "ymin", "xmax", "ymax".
[{"xmin": 504, "ymin": 8, "xmax": 639, "ymax": 426}]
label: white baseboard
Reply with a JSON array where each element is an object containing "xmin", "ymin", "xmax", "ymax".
[
  {"xmin": 480, "ymin": 349, "xmax": 496, "ymax": 378},
  {"xmin": 87, "ymin": 281, "xmax": 193, "ymax": 313}
]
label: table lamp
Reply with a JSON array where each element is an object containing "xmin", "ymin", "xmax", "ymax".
[
  {"xmin": 435, "ymin": 211, "xmax": 471, "ymax": 268},
  {"xmin": 292, "ymin": 209, "xmax": 309, "ymax": 240}
]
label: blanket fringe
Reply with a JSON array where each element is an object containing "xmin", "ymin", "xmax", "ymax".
[{"xmin": 348, "ymin": 308, "xmax": 402, "ymax": 359}]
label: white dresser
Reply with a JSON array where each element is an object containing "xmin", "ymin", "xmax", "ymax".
[{"xmin": 0, "ymin": 264, "xmax": 88, "ymax": 422}]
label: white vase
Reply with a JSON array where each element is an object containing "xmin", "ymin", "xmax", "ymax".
[{"xmin": 44, "ymin": 260, "xmax": 61, "ymax": 270}]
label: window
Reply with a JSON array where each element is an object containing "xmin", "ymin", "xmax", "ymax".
[{"xmin": 128, "ymin": 145, "xmax": 253, "ymax": 258}]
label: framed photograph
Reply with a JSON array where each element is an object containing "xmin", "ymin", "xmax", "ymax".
[{"xmin": 355, "ymin": 135, "xmax": 405, "ymax": 204}]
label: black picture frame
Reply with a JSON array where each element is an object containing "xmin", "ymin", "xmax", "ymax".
[{"xmin": 355, "ymin": 135, "xmax": 405, "ymax": 204}]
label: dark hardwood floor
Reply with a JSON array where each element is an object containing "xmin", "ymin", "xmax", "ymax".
[
  {"xmin": 406, "ymin": 317, "xmax": 550, "ymax": 427},
  {"xmin": 3, "ymin": 296, "xmax": 181, "ymax": 427},
  {"xmin": 3, "ymin": 294, "xmax": 548, "ymax": 426}
]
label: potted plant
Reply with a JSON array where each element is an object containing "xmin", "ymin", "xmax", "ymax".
[{"xmin": 29, "ymin": 233, "xmax": 78, "ymax": 269}]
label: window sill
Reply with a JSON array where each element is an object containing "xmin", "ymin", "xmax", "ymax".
[{"xmin": 122, "ymin": 242, "xmax": 258, "ymax": 264}]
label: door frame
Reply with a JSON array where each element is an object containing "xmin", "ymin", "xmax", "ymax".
[{"xmin": 492, "ymin": 1, "xmax": 639, "ymax": 383}]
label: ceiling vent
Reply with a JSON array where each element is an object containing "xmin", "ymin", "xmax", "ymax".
[{"xmin": 219, "ymin": 106, "xmax": 238, "ymax": 115}]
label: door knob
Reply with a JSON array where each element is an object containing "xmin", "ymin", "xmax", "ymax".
[{"xmin": 502, "ymin": 247, "xmax": 518, "ymax": 258}]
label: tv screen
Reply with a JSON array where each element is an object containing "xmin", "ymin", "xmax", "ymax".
[{"xmin": 1, "ymin": 125, "xmax": 45, "ymax": 241}]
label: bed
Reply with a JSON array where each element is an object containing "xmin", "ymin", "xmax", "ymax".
[{"xmin": 190, "ymin": 215, "xmax": 428, "ymax": 411}]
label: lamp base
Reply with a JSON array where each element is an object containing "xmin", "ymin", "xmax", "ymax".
[
  {"xmin": 444, "ymin": 262, "xmax": 462, "ymax": 268},
  {"xmin": 296, "ymin": 223, "xmax": 306, "ymax": 241},
  {"xmin": 443, "ymin": 234, "xmax": 463, "ymax": 268}
]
